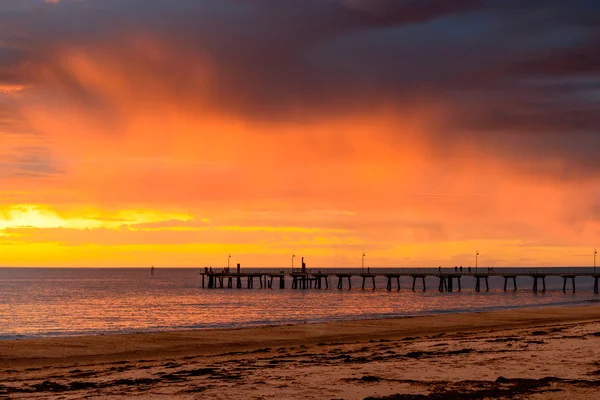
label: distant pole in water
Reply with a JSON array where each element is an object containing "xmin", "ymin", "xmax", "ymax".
[
  {"xmin": 476, "ymin": 251, "xmax": 479, "ymax": 274},
  {"xmin": 292, "ymin": 254, "xmax": 295, "ymax": 272},
  {"xmin": 362, "ymin": 252, "xmax": 365, "ymax": 274}
]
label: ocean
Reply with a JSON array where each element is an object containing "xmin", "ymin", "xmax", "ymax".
[{"xmin": 0, "ymin": 267, "xmax": 597, "ymax": 340}]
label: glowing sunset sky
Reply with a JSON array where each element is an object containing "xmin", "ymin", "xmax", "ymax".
[{"xmin": 1, "ymin": 0, "xmax": 599, "ymax": 267}]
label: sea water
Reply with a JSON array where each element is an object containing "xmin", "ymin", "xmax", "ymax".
[{"xmin": 0, "ymin": 268, "xmax": 596, "ymax": 340}]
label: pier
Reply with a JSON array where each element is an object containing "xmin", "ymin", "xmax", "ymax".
[{"xmin": 199, "ymin": 267, "xmax": 600, "ymax": 294}]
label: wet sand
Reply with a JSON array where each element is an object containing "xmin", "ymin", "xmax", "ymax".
[{"xmin": 1, "ymin": 304, "xmax": 600, "ymax": 399}]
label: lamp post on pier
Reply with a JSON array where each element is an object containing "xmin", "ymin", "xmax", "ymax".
[
  {"xmin": 362, "ymin": 252, "xmax": 365, "ymax": 274},
  {"xmin": 476, "ymin": 251, "xmax": 479, "ymax": 274},
  {"xmin": 292, "ymin": 254, "xmax": 295, "ymax": 272},
  {"xmin": 228, "ymin": 254, "xmax": 231, "ymax": 270},
  {"xmin": 595, "ymin": 249, "xmax": 597, "ymax": 275}
]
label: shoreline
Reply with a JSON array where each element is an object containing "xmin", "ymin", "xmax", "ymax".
[
  {"xmin": 2, "ymin": 303, "xmax": 600, "ymax": 368},
  {"xmin": 2, "ymin": 304, "xmax": 599, "ymax": 399},
  {"xmin": 2, "ymin": 297, "xmax": 596, "ymax": 343}
]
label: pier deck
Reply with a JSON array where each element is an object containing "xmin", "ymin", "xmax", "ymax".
[{"xmin": 199, "ymin": 268, "xmax": 600, "ymax": 294}]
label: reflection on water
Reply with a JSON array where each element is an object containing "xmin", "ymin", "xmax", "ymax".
[{"xmin": 0, "ymin": 268, "xmax": 596, "ymax": 339}]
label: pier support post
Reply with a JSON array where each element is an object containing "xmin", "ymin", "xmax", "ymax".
[
  {"xmin": 360, "ymin": 275, "xmax": 375, "ymax": 290},
  {"xmin": 562, "ymin": 276, "xmax": 575, "ymax": 293},
  {"xmin": 347, "ymin": 276, "xmax": 352, "ymax": 290},
  {"xmin": 280, "ymin": 276, "xmax": 285, "ymax": 289},
  {"xmin": 542, "ymin": 277, "xmax": 546, "ymax": 292},
  {"xmin": 438, "ymin": 276, "xmax": 447, "ymax": 292},
  {"xmin": 532, "ymin": 276, "xmax": 545, "ymax": 293},
  {"xmin": 397, "ymin": 277, "xmax": 401, "ymax": 291},
  {"xmin": 337, "ymin": 276, "xmax": 342, "ymax": 290},
  {"xmin": 228, "ymin": 277, "xmax": 233, "ymax": 288},
  {"xmin": 594, "ymin": 277, "xmax": 599, "ymax": 294},
  {"xmin": 386, "ymin": 277, "xmax": 392, "ymax": 291},
  {"xmin": 219, "ymin": 277, "xmax": 224, "ymax": 288},
  {"xmin": 412, "ymin": 276, "xmax": 425, "ymax": 291},
  {"xmin": 475, "ymin": 277, "xmax": 480, "ymax": 292},
  {"xmin": 202, "ymin": 274, "xmax": 205, "ymax": 288},
  {"xmin": 237, "ymin": 277, "xmax": 242, "ymax": 289},
  {"xmin": 503, "ymin": 276, "xmax": 516, "ymax": 292},
  {"xmin": 457, "ymin": 276, "xmax": 461, "ymax": 292}
]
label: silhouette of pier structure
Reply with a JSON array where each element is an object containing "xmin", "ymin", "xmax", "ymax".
[{"xmin": 199, "ymin": 265, "xmax": 600, "ymax": 294}]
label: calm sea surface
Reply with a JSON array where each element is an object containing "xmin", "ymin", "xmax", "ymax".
[{"xmin": 0, "ymin": 268, "xmax": 597, "ymax": 340}]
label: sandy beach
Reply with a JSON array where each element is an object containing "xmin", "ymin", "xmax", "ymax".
[{"xmin": 1, "ymin": 304, "xmax": 600, "ymax": 399}]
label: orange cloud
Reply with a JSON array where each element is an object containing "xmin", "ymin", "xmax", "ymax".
[{"xmin": 0, "ymin": 1, "xmax": 599, "ymax": 267}]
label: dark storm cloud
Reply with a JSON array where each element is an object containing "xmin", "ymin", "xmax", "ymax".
[
  {"xmin": 0, "ymin": 146, "xmax": 62, "ymax": 179},
  {"xmin": 0, "ymin": 0, "xmax": 599, "ymax": 175},
  {"xmin": 510, "ymin": 41, "xmax": 600, "ymax": 76},
  {"xmin": 0, "ymin": 0, "xmax": 491, "ymax": 119}
]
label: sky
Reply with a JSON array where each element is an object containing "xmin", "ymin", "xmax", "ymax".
[{"xmin": 0, "ymin": 0, "xmax": 599, "ymax": 268}]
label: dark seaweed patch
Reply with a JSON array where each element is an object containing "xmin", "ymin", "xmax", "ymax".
[{"xmin": 364, "ymin": 377, "xmax": 600, "ymax": 400}]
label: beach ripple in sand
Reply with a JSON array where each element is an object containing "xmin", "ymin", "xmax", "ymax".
[{"xmin": 1, "ymin": 306, "xmax": 600, "ymax": 399}]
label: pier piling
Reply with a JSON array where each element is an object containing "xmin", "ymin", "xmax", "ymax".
[
  {"xmin": 474, "ymin": 275, "xmax": 489, "ymax": 292},
  {"xmin": 411, "ymin": 275, "xmax": 426, "ymax": 291},
  {"xmin": 561, "ymin": 275, "xmax": 576, "ymax": 293},
  {"xmin": 532, "ymin": 275, "xmax": 546, "ymax": 293},
  {"xmin": 360, "ymin": 274, "xmax": 376, "ymax": 290},
  {"xmin": 438, "ymin": 276, "xmax": 447, "ymax": 292},
  {"xmin": 503, "ymin": 275, "xmax": 517, "ymax": 292},
  {"xmin": 336, "ymin": 274, "xmax": 352, "ymax": 290},
  {"xmin": 385, "ymin": 275, "xmax": 401, "ymax": 291}
]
